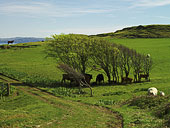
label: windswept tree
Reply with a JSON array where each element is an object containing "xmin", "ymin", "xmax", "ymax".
[
  {"xmin": 90, "ymin": 38, "xmax": 119, "ymax": 83},
  {"xmin": 58, "ymin": 63, "xmax": 93, "ymax": 96},
  {"xmin": 110, "ymin": 44, "xmax": 120, "ymax": 83},
  {"xmin": 90, "ymin": 38, "xmax": 112, "ymax": 83},
  {"xmin": 143, "ymin": 54, "xmax": 153, "ymax": 79},
  {"xmin": 46, "ymin": 34, "xmax": 92, "ymax": 74},
  {"xmin": 131, "ymin": 51, "xmax": 153, "ymax": 82},
  {"xmin": 46, "ymin": 34, "xmax": 153, "ymax": 84},
  {"xmin": 118, "ymin": 45, "xmax": 133, "ymax": 79},
  {"xmin": 131, "ymin": 50, "xmax": 144, "ymax": 82}
]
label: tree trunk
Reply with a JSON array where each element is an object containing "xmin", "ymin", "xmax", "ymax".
[
  {"xmin": 116, "ymin": 69, "xmax": 119, "ymax": 83},
  {"xmin": 106, "ymin": 72, "xmax": 111, "ymax": 83},
  {"xmin": 81, "ymin": 63, "xmax": 86, "ymax": 74},
  {"xmin": 80, "ymin": 80, "xmax": 93, "ymax": 97},
  {"xmin": 125, "ymin": 71, "xmax": 129, "ymax": 78},
  {"xmin": 138, "ymin": 73, "xmax": 141, "ymax": 82}
]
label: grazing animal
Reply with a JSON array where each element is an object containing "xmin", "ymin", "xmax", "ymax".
[
  {"xmin": 160, "ymin": 91, "xmax": 165, "ymax": 96},
  {"xmin": 8, "ymin": 40, "xmax": 14, "ymax": 44},
  {"xmin": 61, "ymin": 73, "xmax": 92, "ymax": 85},
  {"xmin": 61, "ymin": 74, "xmax": 74, "ymax": 84},
  {"xmin": 121, "ymin": 77, "xmax": 133, "ymax": 84},
  {"xmin": 139, "ymin": 74, "xmax": 149, "ymax": 81},
  {"xmin": 84, "ymin": 74, "xmax": 92, "ymax": 84},
  {"xmin": 148, "ymin": 87, "xmax": 158, "ymax": 96},
  {"xmin": 96, "ymin": 74, "xmax": 104, "ymax": 84}
]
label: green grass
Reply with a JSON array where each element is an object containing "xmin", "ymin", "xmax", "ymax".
[
  {"xmin": 0, "ymin": 86, "xmax": 118, "ymax": 128},
  {"xmin": 0, "ymin": 89, "xmax": 65, "ymax": 127},
  {"xmin": 0, "ymin": 42, "xmax": 62, "ymax": 87},
  {"xmin": 0, "ymin": 39, "xmax": 170, "ymax": 127}
]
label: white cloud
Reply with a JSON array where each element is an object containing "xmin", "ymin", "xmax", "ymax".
[
  {"xmin": 0, "ymin": 2, "xmax": 50, "ymax": 15},
  {"xmin": 130, "ymin": 0, "xmax": 170, "ymax": 8},
  {"xmin": 155, "ymin": 16, "xmax": 170, "ymax": 20},
  {"xmin": 0, "ymin": 1, "xmax": 114, "ymax": 17}
]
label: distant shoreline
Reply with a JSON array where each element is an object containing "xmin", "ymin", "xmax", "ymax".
[
  {"xmin": 0, "ymin": 37, "xmax": 45, "ymax": 45},
  {"xmin": 0, "ymin": 42, "xmax": 24, "ymax": 45}
]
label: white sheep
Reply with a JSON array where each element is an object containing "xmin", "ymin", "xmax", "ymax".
[
  {"xmin": 148, "ymin": 87, "xmax": 158, "ymax": 96},
  {"xmin": 160, "ymin": 91, "xmax": 165, "ymax": 96},
  {"xmin": 147, "ymin": 54, "xmax": 150, "ymax": 58}
]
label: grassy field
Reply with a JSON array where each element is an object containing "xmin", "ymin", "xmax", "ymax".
[
  {"xmin": 0, "ymin": 86, "xmax": 120, "ymax": 128},
  {"xmin": 0, "ymin": 75, "xmax": 121, "ymax": 128},
  {"xmin": 0, "ymin": 38, "xmax": 170, "ymax": 127}
]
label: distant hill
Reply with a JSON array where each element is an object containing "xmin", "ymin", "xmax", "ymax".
[
  {"xmin": 93, "ymin": 25, "xmax": 170, "ymax": 38},
  {"xmin": 0, "ymin": 37, "xmax": 45, "ymax": 44}
]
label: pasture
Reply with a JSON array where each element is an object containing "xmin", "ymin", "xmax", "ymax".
[{"xmin": 0, "ymin": 38, "xmax": 170, "ymax": 127}]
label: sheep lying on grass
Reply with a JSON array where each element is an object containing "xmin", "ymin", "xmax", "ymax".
[
  {"xmin": 148, "ymin": 87, "xmax": 165, "ymax": 96},
  {"xmin": 160, "ymin": 91, "xmax": 165, "ymax": 96},
  {"xmin": 148, "ymin": 87, "xmax": 158, "ymax": 96}
]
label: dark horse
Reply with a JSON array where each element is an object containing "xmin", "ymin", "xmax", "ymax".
[{"xmin": 8, "ymin": 40, "xmax": 14, "ymax": 44}]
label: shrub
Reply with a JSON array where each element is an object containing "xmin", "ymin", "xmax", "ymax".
[
  {"xmin": 51, "ymin": 87, "xmax": 76, "ymax": 97},
  {"xmin": 1, "ymin": 45, "xmax": 11, "ymax": 49},
  {"xmin": 154, "ymin": 103, "xmax": 170, "ymax": 118},
  {"xmin": 0, "ymin": 68, "xmax": 58, "ymax": 87},
  {"xmin": 103, "ymin": 91, "xmax": 127, "ymax": 96},
  {"xmin": 96, "ymin": 99, "xmax": 115, "ymax": 105},
  {"xmin": 133, "ymin": 88, "xmax": 148, "ymax": 93},
  {"xmin": 129, "ymin": 95, "xmax": 168, "ymax": 109},
  {"xmin": 154, "ymin": 102, "xmax": 170, "ymax": 127}
]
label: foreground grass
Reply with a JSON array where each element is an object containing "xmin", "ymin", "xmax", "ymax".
[
  {"xmin": 0, "ymin": 85, "xmax": 120, "ymax": 128},
  {"xmin": 0, "ymin": 89, "xmax": 65, "ymax": 128},
  {"xmin": 0, "ymin": 39, "xmax": 170, "ymax": 127}
]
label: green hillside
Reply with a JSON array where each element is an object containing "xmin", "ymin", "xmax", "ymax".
[
  {"xmin": 94, "ymin": 25, "xmax": 170, "ymax": 38},
  {"xmin": 1, "ymin": 38, "xmax": 170, "ymax": 127}
]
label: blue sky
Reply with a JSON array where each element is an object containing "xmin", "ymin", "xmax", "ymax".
[{"xmin": 1, "ymin": 0, "xmax": 170, "ymax": 38}]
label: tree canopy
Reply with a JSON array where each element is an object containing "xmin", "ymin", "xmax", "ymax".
[{"xmin": 46, "ymin": 34, "xmax": 153, "ymax": 84}]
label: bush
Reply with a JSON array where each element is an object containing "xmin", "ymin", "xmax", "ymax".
[
  {"xmin": 96, "ymin": 99, "xmax": 115, "ymax": 105},
  {"xmin": 0, "ymin": 68, "xmax": 58, "ymax": 87},
  {"xmin": 103, "ymin": 91, "xmax": 127, "ymax": 96},
  {"xmin": 154, "ymin": 103, "xmax": 170, "ymax": 118},
  {"xmin": 154, "ymin": 103, "xmax": 170, "ymax": 127},
  {"xmin": 0, "ymin": 45, "xmax": 11, "ymax": 49},
  {"xmin": 129, "ymin": 95, "xmax": 169, "ymax": 109},
  {"xmin": 133, "ymin": 88, "xmax": 148, "ymax": 93},
  {"xmin": 51, "ymin": 87, "xmax": 76, "ymax": 97}
]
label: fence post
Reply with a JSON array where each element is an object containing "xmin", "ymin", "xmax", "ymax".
[
  {"xmin": 7, "ymin": 83, "xmax": 10, "ymax": 96},
  {"xmin": 0, "ymin": 82, "xmax": 3, "ymax": 100}
]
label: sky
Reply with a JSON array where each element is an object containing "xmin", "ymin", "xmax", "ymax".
[{"xmin": 0, "ymin": 0, "xmax": 170, "ymax": 38}]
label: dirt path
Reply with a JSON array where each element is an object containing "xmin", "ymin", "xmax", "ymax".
[{"xmin": 0, "ymin": 74, "xmax": 123, "ymax": 128}]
